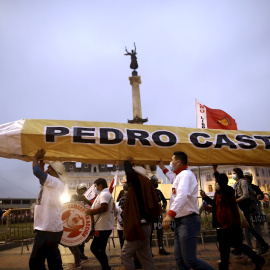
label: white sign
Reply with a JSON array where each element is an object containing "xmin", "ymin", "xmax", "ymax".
[{"xmin": 83, "ymin": 184, "xmax": 96, "ymax": 201}]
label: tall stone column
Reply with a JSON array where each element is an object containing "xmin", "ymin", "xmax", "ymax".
[{"xmin": 128, "ymin": 75, "xmax": 148, "ymax": 124}]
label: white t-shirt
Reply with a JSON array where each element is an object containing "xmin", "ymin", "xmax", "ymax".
[
  {"xmin": 34, "ymin": 174, "xmax": 65, "ymax": 232},
  {"xmin": 92, "ymin": 188, "xmax": 114, "ymax": 230},
  {"xmin": 169, "ymin": 169, "xmax": 199, "ymax": 218}
]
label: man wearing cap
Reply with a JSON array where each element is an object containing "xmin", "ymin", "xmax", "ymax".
[
  {"xmin": 72, "ymin": 183, "xmax": 91, "ymax": 261},
  {"xmin": 121, "ymin": 158, "xmax": 160, "ymax": 270},
  {"xmin": 29, "ymin": 149, "xmax": 66, "ymax": 270},
  {"xmin": 160, "ymin": 151, "xmax": 215, "ymax": 270},
  {"xmin": 243, "ymin": 171, "xmax": 264, "ymax": 208},
  {"xmin": 67, "ymin": 183, "xmax": 91, "ymax": 269}
]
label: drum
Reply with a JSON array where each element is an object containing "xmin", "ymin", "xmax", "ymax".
[{"xmin": 61, "ymin": 202, "xmax": 91, "ymax": 247}]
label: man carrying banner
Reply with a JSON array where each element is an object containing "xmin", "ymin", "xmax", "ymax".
[
  {"xmin": 85, "ymin": 178, "xmax": 114, "ymax": 270},
  {"xmin": 29, "ymin": 149, "xmax": 66, "ymax": 270},
  {"xmin": 161, "ymin": 151, "xmax": 215, "ymax": 270},
  {"xmin": 121, "ymin": 158, "xmax": 160, "ymax": 270}
]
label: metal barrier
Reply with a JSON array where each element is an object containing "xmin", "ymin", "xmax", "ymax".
[
  {"xmin": 199, "ymin": 199, "xmax": 270, "ymax": 244},
  {"xmin": 0, "ymin": 208, "xmax": 35, "ymax": 254}
]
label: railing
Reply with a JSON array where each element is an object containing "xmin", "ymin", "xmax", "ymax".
[
  {"xmin": 199, "ymin": 197, "xmax": 270, "ymax": 244},
  {"xmin": 0, "ymin": 208, "xmax": 35, "ymax": 253},
  {"xmin": 1, "ymin": 195, "xmax": 270, "ymax": 250}
]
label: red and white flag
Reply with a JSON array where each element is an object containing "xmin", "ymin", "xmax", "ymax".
[
  {"xmin": 195, "ymin": 99, "xmax": 238, "ymax": 130},
  {"xmin": 109, "ymin": 170, "xmax": 118, "ymax": 193}
]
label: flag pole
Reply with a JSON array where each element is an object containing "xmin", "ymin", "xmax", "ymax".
[
  {"xmin": 198, "ymin": 166, "xmax": 202, "ymax": 190},
  {"xmin": 113, "ymin": 179, "xmax": 117, "ymax": 201},
  {"xmin": 195, "ymin": 98, "xmax": 198, "ymax": 128}
]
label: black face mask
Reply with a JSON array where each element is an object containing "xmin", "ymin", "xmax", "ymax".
[{"xmin": 153, "ymin": 183, "xmax": 158, "ymax": 188}]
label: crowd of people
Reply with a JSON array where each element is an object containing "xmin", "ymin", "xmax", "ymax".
[{"xmin": 28, "ymin": 148, "xmax": 269, "ymax": 270}]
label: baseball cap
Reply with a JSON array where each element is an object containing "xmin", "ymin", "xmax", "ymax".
[{"xmin": 243, "ymin": 171, "xmax": 252, "ymax": 178}]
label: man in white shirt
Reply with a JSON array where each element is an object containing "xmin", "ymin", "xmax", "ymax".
[
  {"xmin": 29, "ymin": 149, "xmax": 66, "ymax": 270},
  {"xmin": 85, "ymin": 178, "xmax": 114, "ymax": 270},
  {"xmin": 160, "ymin": 151, "xmax": 215, "ymax": 270}
]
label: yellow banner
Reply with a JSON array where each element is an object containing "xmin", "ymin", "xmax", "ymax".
[{"xmin": 9, "ymin": 119, "xmax": 268, "ymax": 166}]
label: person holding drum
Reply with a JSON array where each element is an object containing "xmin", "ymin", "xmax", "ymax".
[
  {"xmin": 66, "ymin": 183, "xmax": 91, "ymax": 269},
  {"xmin": 85, "ymin": 178, "xmax": 114, "ymax": 270},
  {"xmin": 29, "ymin": 149, "xmax": 66, "ymax": 270},
  {"xmin": 70, "ymin": 183, "xmax": 91, "ymax": 261}
]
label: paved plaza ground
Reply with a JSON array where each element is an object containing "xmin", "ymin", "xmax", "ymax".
[{"xmin": 0, "ymin": 234, "xmax": 269, "ymax": 270}]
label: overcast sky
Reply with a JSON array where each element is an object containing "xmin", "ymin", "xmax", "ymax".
[{"xmin": 1, "ymin": 1, "xmax": 270, "ymax": 198}]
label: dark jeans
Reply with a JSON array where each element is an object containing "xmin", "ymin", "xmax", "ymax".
[
  {"xmin": 29, "ymin": 230, "xmax": 63, "ymax": 270},
  {"xmin": 239, "ymin": 203, "xmax": 267, "ymax": 246},
  {"xmin": 79, "ymin": 242, "xmax": 85, "ymax": 254},
  {"xmin": 174, "ymin": 214, "xmax": 215, "ymax": 270},
  {"xmin": 217, "ymin": 226, "xmax": 261, "ymax": 270},
  {"xmin": 69, "ymin": 246, "xmax": 80, "ymax": 265},
  {"xmin": 90, "ymin": 230, "xmax": 112, "ymax": 270}
]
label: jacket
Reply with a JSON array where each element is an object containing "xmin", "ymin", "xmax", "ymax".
[
  {"xmin": 123, "ymin": 161, "xmax": 160, "ymax": 241},
  {"xmin": 203, "ymin": 172, "xmax": 241, "ymax": 229}
]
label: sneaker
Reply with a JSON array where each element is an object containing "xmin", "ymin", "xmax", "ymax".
[
  {"xmin": 80, "ymin": 253, "xmax": 88, "ymax": 260},
  {"xmin": 254, "ymin": 257, "xmax": 266, "ymax": 270},
  {"xmin": 258, "ymin": 244, "xmax": 269, "ymax": 255},
  {"xmin": 69, "ymin": 263, "xmax": 82, "ymax": 269},
  {"xmin": 159, "ymin": 248, "xmax": 170, "ymax": 255}
]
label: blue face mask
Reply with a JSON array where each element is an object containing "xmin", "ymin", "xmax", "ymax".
[{"xmin": 95, "ymin": 188, "xmax": 100, "ymax": 195}]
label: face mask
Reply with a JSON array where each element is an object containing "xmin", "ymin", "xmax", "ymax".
[
  {"xmin": 153, "ymin": 183, "xmax": 158, "ymax": 188},
  {"xmin": 215, "ymin": 182, "xmax": 221, "ymax": 191},
  {"xmin": 232, "ymin": 174, "xmax": 238, "ymax": 180},
  {"xmin": 95, "ymin": 189, "xmax": 100, "ymax": 195},
  {"xmin": 169, "ymin": 161, "xmax": 175, "ymax": 172}
]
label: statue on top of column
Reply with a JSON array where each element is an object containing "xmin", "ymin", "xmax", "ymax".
[{"xmin": 125, "ymin": 43, "xmax": 138, "ymax": 75}]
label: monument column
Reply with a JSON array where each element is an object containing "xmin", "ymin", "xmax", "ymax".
[
  {"xmin": 128, "ymin": 75, "xmax": 148, "ymax": 124},
  {"xmin": 125, "ymin": 43, "xmax": 148, "ymax": 124}
]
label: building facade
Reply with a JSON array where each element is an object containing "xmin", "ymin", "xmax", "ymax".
[
  {"xmin": 64, "ymin": 162, "xmax": 125, "ymax": 195},
  {"xmin": 190, "ymin": 165, "xmax": 270, "ymax": 195},
  {"xmin": 0, "ymin": 198, "xmax": 36, "ymax": 209}
]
